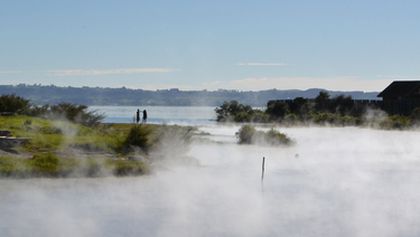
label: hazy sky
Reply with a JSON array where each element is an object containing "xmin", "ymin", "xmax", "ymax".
[{"xmin": 1, "ymin": 0, "xmax": 419, "ymax": 91}]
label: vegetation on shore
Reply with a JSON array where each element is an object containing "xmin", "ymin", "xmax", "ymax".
[
  {"xmin": 0, "ymin": 115, "xmax": 194, "ymax": 178},
  {"xmin": 0, "ymin": 95, "xmax": 195, "ymax": 178},
  {"xmin": 216, "ymin": 91, "xmax": 420, "ymax": 129}
]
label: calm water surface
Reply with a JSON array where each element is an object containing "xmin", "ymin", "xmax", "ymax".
[{"xmin": 90, "ymin": 106, "xmax": 216, "ymax": 125}]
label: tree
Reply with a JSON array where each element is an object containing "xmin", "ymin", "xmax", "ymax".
[
  {"xmin": 314, "ymin": 91, "xmax": 330, "ymax": 112},
  {"xmin": 266, "ymin": 100, "xmax": 288, "ymax": 120},
  {"xmin": 215, "ymin": 100, "xmax": 253, "ymax": 122},
  {"xmin": 49, "ymin": 103, "xmax": 104, "ymax": 126},
  {"xmin": 330, "ymin": 95, "xmax": 354, "ymax": 115},
  {"xmin": 0, "ymin": 94, "xmax": 30, "ymax": 114}
]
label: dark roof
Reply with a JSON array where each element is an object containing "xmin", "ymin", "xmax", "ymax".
[{"xmin": 378, "ymin": 81, "xmax": 420, "ymax": 98}]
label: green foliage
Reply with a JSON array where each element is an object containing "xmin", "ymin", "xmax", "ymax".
[
  {"xmin": 0, "ymin": 155, "xmax": 149, "ymax": 178},
  {"xmin": 237, "ymin": 125, "xmax": 292, "ymax": 146},
  {"xmin": 264, "ymin": 129, "xmax": 293, "ymax": 145},
  {"xmin": 215, "ymin": 100, "xmax": 254, "ymax": 122},
  {"xmin": 237, "ymin": 125, "xmax": 256, "ymax": 144},
  {"xmin": 266, "ymin": 100, "xmax": 288, "ymax": 120},
  {"xmin": 0, "ymin": 94, "xmax": 30, "ymax": 114},
  {"xmin": 49, "ymin": 103, "xmax": 104, "ymax": 126},
  {"xmin": 0, "ymin": 116, "xmax": 178, "ymax": 178},
  {"xmin": 314, "ymin": 91, "xmax": 330, "ymax": 111},
  {"xmin": 379, "ymin": 115, "xmax": 412, "ymax": 129},
  {"xmin": 251, "ymin": 110, "xmax": 270, "ymax": 123},
  {"xmin": 108, "ymin": 159, "xmax": 149, "ymax": 176},
  {"xmin": 0, "ymin": 95, "xmax": 103, "ymax": 126},
  {"xmin": 122, "ymin": 125, "xmax": 154, "ymax": 153},
  {"xmin": 288, "ymin": 97, "xmax": 310, "ymax": 117},
  {"xmin": 0, "ymin": 156, "xmax": 19, "ymax": 177},
  {"xmin": 29, "ymin": 152, "xmax": 60, "ymax": 177},
  {"xmin": 215, "ymin": 91, "xmax": 395, "ymax": 128}
]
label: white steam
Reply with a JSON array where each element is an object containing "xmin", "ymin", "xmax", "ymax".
[{"xmin": 1, "ymin": 126, "xmax": 420, "ymax": 236}]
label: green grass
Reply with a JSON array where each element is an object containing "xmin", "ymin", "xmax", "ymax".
[
  {"xmin": 0, "ymin": 115, "xmax": 194, "ymax": 178},
  {"xmin": 0, "ymin": 154, "xmax": 149, "ymax": 178}
]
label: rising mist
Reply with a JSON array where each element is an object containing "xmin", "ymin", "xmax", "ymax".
[{"xmin": 1, "ymin": 126, "xmax": 420, "ymax": 236}]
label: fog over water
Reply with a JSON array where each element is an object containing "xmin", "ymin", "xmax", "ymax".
[{"xmin": 1, "ymin": 124, "xmax": 420, "ymax": 236}]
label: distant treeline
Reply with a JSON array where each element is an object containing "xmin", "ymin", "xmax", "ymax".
[
  {"xmin": 0, "ymin": 84, "xmax": 379, "ymax": 106},
  {"xmin": 216, "ymin": 92, "xmax": 420, "ymax": 129}
]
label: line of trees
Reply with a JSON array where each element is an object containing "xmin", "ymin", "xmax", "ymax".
[
  {"xmin": 0, "ymin": 94, "xmax": 104, "ymax": 126},
  {"xmin": 216, "ymin": 91, "xmax": 420, "ymax": 129}
]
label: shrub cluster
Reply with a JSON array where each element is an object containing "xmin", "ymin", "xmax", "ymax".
[
  {"xmin": 0, "ymin": 153, "xmax": 148, "ymax": 178},
  {"xmin": 0, "ymin": 94, "xmax": 104, "ymax": 126},
  {"xmin": 0, "ymin": 153, "xmax": 149, "ymax": 178},
  {"xmin": 216, "ymin": 92, "xmax": 420, "ymax": 129},
  {"xmin": 237, "ymin": 125, "xmax": 292, "ymax": 145}
]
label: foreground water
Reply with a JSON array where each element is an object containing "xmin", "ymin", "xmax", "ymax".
[{"xmin": 1, "ymin": 126, "xmax": 420, "ymax": 236}]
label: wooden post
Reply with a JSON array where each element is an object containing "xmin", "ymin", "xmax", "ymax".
[{"xmin": 261, "ymin": 156, "xmax": 266, "ymax": 184}]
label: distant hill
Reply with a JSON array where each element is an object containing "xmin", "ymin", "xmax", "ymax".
[{"xmin": 0, "ymin": 84, "xmax": 380, "ymax": 106}]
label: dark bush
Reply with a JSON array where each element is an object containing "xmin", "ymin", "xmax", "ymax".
[
  {"xmin": 266, "ymin": 100, "xmax": 288, "ymax": 120},
  {"xmin": 0, "ymin": 94, "xmax": 30, "ymax": 114},
  {"xmin": 122, "ymin": 125, "xmax": 153, "ymax": 153},
  {"xmin": 330, "ymin": 95, "xmax": 354, "ymax": 115},
  {"xmin": 379, "ymin": 115, "xmax": 412, "ymax": 129},
  {"xmin": 410, "ymin": 107, "xmax": 420, "ymax": 122},
  {"xmin": 237, "ymin": 125, "xmax": 293, "ymax": 146},
  {"xmin": 110, "ymin": 159, "xmax": 148, "ymax": 176},
  {"xmin": 237, "ymin": 125, "xmax": 257, "ymax": 144},
  {"xmin": 215, "ymin": 100, "xmax": 254, "ymax": 122},
  {"xmin": 264, "ymin": 129, "xmax": 293, "ymax": 145},
  {"xmin": 49, "ymin": 103, "xmax": 104, "ymax": 126},
  {"xmin": 30, "ymin": 152, "xmax": 60, "ymax": 177},
  {"xmin": 314, "ymin": 91, "xmax": 330, "ymax": 112}
]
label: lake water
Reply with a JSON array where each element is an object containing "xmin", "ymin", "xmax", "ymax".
[
  {"xmin": 90, "ymin": 106, "xmax": 217, "ymax": 125},
  {"xmin": 2, "ymin": 107, "xmax": 420, "ymax": 236}
]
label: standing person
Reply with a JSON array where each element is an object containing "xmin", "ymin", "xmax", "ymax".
[
  {"xmin": 136, "ymin": 109, "xmax": 140, "ymax": 124},
  {"xmin": 142, "ymin": 109, "xmax": 148, "ymax": 123}
]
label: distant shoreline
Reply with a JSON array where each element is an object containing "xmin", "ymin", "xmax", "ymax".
[{"xmin": 0, "ymin": 84, "xmax": 380, "ymax": 107}]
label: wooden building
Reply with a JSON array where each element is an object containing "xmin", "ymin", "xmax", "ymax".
[{"xmin": 378, "ymin": 81, "xmax": 420, "ymax": 115}]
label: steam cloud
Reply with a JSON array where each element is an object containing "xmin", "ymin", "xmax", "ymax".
[{"xmin": 1, "ymin": 126, "xmax": 420, "ymax": 236}]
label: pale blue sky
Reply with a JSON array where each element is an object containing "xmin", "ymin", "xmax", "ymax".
[{"xmin": 1, "ymin": 0, "xmax": 419, "ymax": 91}]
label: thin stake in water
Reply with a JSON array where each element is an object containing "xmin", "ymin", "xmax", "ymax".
[{"xmin": 261, "ymin": 156, "xmax": 266, "ymax": 183}]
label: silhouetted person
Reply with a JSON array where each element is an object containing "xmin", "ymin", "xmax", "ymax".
[
  {"xmin": 142, "ymin": 109, "xmax": 147, "ymax": 123},
  {"xmin": 136, "ymin": 109, "xmax": 140, "ymax": 124}
]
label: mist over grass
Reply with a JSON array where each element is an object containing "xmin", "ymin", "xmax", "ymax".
[{"xmin": 1, "ymin": 126, "xmax": 420, "ymax": 236}]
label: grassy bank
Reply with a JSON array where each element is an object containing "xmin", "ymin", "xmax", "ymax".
[{"xmin": 0, "ymin": 115, "xmax": 193, "ymax": 178}]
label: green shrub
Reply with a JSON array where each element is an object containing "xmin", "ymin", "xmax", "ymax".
[
  {"xmin": 122, "ymin": 125, "xmax": 154, "ymax": 153},
  {"xmin": 0, "ymin": 157, "xmax": 18, "ymax": 177},
  {"xmin": 251, "ymin": 110, "xmax": 270, "ymax": 123},
  {"xmin": 311, "ymin": 112, "xmax": 337, "ymax": 124},
  {"xmin": 284, "ymin": 113, "xmax": 299, "ymax": 124},
  {"xmin": 215, "ymin": 100, "xmax": 254, "ymax": 122},
  {"xmin": 0, "ymin": 94, "xmax": 30, "ymax": 114},
  {"xmin": 379, "ymin": 115, "xmax": 412, "ymax": 129},
  {"xmin": 234, "ymin": 111, "xmax": 252, "ymax": 122},
  {"xmin": 237, "ymin": 125, "xmax": 293, "ymax": 146},
  {"xmin": 49, "ymin": 103, "xmax": 104, "ymax": 126},
  {"xmin": 108, "ymin": 159, "xmax": 148, "ymax": 176},
  {"xmin": 266, "ymin": 100, "xmax": 289, "ymax": 120},
  {"xmin": 237, "ymin": 125, "xmax": 256, "ymax": 144},
  {"xmin": 30, "ymin": 153, "xmax": 60, "ymax": 177},
  {"xmin": 264, "ymin": 129, "xmax": 292, "ymax": 145}
]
